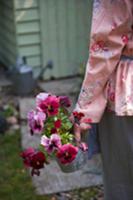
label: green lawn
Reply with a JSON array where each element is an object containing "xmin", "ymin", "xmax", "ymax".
[{"xmin": 0, "ymin": 131, "xmax": 50, "ymax": 200}]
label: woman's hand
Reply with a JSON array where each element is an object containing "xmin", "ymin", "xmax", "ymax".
[
  {"xmin": 70, "ymin": 112, "xmax": 91, "ymax": 145},
  {"xmin": 73, "ymin": 121, "xmax": 90, "ymax": 145}
]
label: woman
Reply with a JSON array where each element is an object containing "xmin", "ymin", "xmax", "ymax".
[{"xmin": 73, "ymin": 0, "xmax": 133, "ymax": 199}]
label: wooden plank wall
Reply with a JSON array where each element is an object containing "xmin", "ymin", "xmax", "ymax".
[
  {"xmin": 14, "ymin": 0, "xmax": 41, "ymax": 71},
  {"xmin": 0, "ymin": 0, "xmax": 17, "ymax": 67},
  {"xmin": 0, "ymin": 0, "xmax": 92, "ymax": 79},
  {"xmin": 40, "ymin": 0, "xmax": 92, "ymax": 79}
]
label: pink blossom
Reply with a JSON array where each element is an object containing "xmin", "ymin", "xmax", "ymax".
[
  {"xmin": 41, "ymin": 134, "xmax": 62, "ymax": 153},
  {"xmin": 39, "ymin": 95, "xmax": 60, "ymax": 116},
  {"xmin": 36, "ymin": 92, "xmax": 50, "ymax": 108},
  {"xmin": 27, "ymin": 110, "xmax": 46, "ymax": 134},
  {"xmin": 56, "ymin": 144, "xmax": 78, "ymax": 164},
  {"xmin": 79, "ymin": 142, "xmax": 88, "ymax": 152}
]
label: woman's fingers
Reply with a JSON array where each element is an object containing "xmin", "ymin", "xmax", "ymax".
[
  {"xmin": 74, "ymin": 123, "xmax": 81, "ymax": 144},
  {"xmin": 80, "ymin": 122, "xmax": 91, "ymax": 130},
  {"xmin": 74, "ymin": 122, "xmax": 90, "ymax": 143}
]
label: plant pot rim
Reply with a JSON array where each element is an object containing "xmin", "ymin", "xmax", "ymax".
[{"xmin": 57, "ymin": 149, "xmax": 88, "ymax": 173}]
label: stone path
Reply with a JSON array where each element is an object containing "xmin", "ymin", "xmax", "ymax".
[
  {"xmin": 19, "ymin": 78, "xmax": 103, "ymax": 195},
  {"xmin": 38, "ymin": 77, "xmax": 82, "ymax": 96}
]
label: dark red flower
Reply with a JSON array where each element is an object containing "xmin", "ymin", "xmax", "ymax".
[
  {"xmin": 51, "ymin": 127, "xmax": 57, "ymax": 134},
  {"xmin": 21, "ymin": 148, "xmax": 47, "ymax": 176},
  {"xmin": 59, "ymin": 96, "xmax": 71, "ymax": 107},
  {"xmin": 72, "ymin": 111, "xmax": 85, "ymax": 124},
  {"xmin": 54, "ymin": 119, "xmax": 61, "ymax": 129},
  {"xmin": 39, "ymin": 96, "xmax": 59, "ymax": 116},
  {"xmin": 56, "ymin": 144, "xmax": 78, "ymax": 164},
  {"xmin": 20, "ymin": 147, "xmax": 35, "ymax": 167},
  {"xmin": 30, "ymin": 152, "xmax": 46, "ymax": 169}
]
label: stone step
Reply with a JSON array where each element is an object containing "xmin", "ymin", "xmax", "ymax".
[{"xmin": 38, "ymin": 77, "xmax": 82, "ymax": 96}]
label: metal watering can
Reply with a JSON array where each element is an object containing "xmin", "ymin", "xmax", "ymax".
[{"xmin": 9, "ymin": 57, "xmax": 53, "ymax": 96}]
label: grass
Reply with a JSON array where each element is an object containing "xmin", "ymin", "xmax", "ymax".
[{"xmin": 0, "ymin": 131, "xmax": 51, "ymax": 200}]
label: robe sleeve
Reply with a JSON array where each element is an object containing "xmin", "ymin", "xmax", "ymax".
[{"xmin": 74, "ymin": 0, "xmax": 131, "ymax": 123}]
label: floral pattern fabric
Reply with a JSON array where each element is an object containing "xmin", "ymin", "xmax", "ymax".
[{"xmin": 74, "ymin": 0, "xmax": 133, "ymax": 123}]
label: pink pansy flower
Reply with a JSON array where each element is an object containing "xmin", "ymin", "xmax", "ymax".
[
  {"xmin": 41, "ymin": 134, "xmax": 62, "ymax": 153},
  {"xmin": 79, "ymin": 142, "xmax": 88, "ymax": 152},
  {"xmin": 27, "ymin": 110, "xmax": 46, "ymax": 135},
  {"xmin": 56, "ymin": 144, "xmax": 78, "ymax": 164},
  {"xmin": 36, "ymin": 92, "xmax": 50, "ymax": 108},
  {"xmin": 39, "ymin": 95, "xmax": 60, "ymax": 116}
]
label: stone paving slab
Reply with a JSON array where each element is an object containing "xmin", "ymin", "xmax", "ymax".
[
  {"xmin": 20, "ymin": 97, "xmax": 103, "ymax": 195},
  {"xmin": 19, "ymin": 98, "xmax": 35, "ymax": 120},
  {"xmin": 21, "ymin": 125, "xmax": 40, "ymax": 149},
  {"xmin": 38, "ymin": 77, "xmax": 82, "ymax": 96},
  {"xmin": 32, "ymin": 157, "xmax": 102, "ymax": 195}
]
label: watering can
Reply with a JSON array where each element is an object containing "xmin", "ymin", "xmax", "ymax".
[{"xmin": 9, "ymin": 57, "xmax": 53, "ymax": 96}]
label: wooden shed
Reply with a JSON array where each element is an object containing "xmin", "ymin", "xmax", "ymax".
[{"xmin": 0, "ymin": 0, "xmax": 92, "ymax": 79}]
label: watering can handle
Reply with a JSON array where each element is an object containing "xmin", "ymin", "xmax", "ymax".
[{"xmin": 23, "ymin": 56, "xmax": 27, "ymax": 64}]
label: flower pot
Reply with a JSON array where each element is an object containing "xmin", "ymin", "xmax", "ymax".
[
  {"xmin": 57, "ymin": 149, "xmax": 88, "ymax": 173},
  {"xmin": 57, "ymin": 131, "xmax": 89, "ymax": 173}
]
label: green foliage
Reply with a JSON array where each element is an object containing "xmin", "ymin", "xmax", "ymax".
[
  {"xmin": 0, "ymin": 132, "xmax": 52, "ymax": 200},
  {"xmin": 42, "ymin": 107, "xmax": 73, "ymax": 144},
  {"xmin": 60, "ymin": 132, "xmax": 74, "ymax": 145},
  {"xmin": 2, "ymin": 104, "xmax": 18, "ymax": 118}
]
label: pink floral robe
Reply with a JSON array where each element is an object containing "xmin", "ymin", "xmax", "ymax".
[{"xmin": 74, "ymin": 0, "xmax": 133, "ymax": 123}]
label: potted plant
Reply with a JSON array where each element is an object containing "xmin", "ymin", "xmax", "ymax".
[{"xmin": 21, "ymin": 92, "xmax": 90, "ymax": 175}]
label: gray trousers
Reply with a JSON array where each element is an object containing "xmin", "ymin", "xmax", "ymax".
[{"xmin": 98, "ymin": 111, "xmax": 133, "ymax": 200}]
